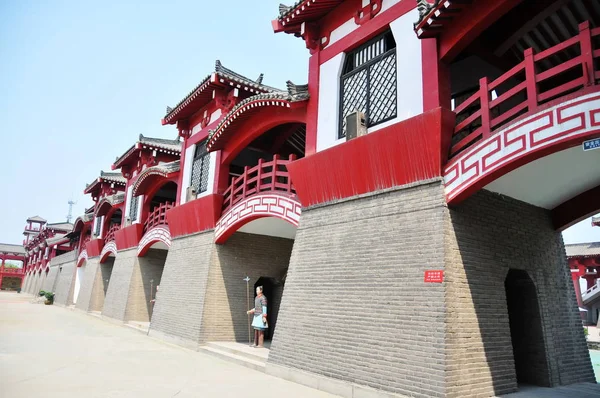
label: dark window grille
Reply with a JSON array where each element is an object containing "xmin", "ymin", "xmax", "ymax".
[
  {"xmin": 190, "ymin": 140, "xmax": 211, "ymax": 194},
  {"xmin": 95, "ymin": 217, "xmax": 101, "ymax": 236},
  {"xmin": 339, "ymin": 31, "xmax": 397, "ymax": 138},
  {"xmin": 129, "ymin": 195, "xmax": 139, "ymax": 222}
]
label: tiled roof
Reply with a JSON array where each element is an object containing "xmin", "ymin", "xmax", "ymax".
[
  {"xmin": 85, "ymin": 171, "xmax": 127, "ymax": 194},
  {"xmin": 207, "ymin": 81, "xmax": 308, "ymax": 150},
  {"xmin": 46, "ymin": 234, "xmax": 68, "ymax": 246},
  {"xmin": 162, "ymin": 60, "xmax": 279, "ymax": 125},
  {"xmin": 0, "ymin": 243, "xmax": 25, "ymax": 255},
  {"xmin": 275, "ymin": 1, "xmax": 344, "ymax": 34},
  {"xmin": 113, "ymin": 134, "xmax": 182, "ymax": 169},
  {"xmin": 132, "ymin": 160, "xmax": 181, "ymax": 197},
  {"xmin": 566, "ymin": 242, "xmax": 600, "ymax": 258},
  {"xmin": 46, "ymin": 222, "xmax": 74, "ymax": 232},
  {"xmin": 593, "ymin": 216, "xmax": 600, "ymax": 227},
  {"xmin": 26, "ymin": 216, "xmax": 47, "ymax": 223}
]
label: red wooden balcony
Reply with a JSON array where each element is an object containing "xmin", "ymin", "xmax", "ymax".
[
  {"xmin": 104, "ymin": 223, "xmax": 121, "ymax": 242},
  {"xmin": 222, "ymin": 154, "xmax": 297, "ymax": 213},
  {"xmin": 144, "ymin": 202, "xmax": 174, "ymax": 232},
  {"xmin": 1, "ymin": 267, "xmax": 24, "ymax": 276},
  {"xmin": 451, "ymin": 22, "xmax": 600, "ymax": 158}
]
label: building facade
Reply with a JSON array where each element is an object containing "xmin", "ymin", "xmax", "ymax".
[{"xmin": 10, "ymin": 1, "xmax": 600, "ymax": 397}]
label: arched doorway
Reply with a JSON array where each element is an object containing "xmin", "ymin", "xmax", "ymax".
[{"xmin": 505, "ymin": 269, "xmax": 550, "ymax": 387}]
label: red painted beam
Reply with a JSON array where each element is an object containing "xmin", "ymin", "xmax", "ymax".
[
  {"xmin": 287, "ymin": 107, "xmax": 454, "ymax": 207},
  {"xmin": 115, "ymin": 224, "xmax": 144, "ymax": 251},
  {"xmin": 166, "ymin": 194, "xmax": 223, "ymax": 238},
  {"xmin": 552, "ymin": 185, "xmax": 600, "ymax": 231},
  {"xmin": 85, "ymin": 239, "xmax": 104, "ymax": 258}
]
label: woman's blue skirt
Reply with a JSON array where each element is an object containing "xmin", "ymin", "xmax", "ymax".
[{"xmin": 252, "ymin": 315, "xmax": 268, "ymax": 330}]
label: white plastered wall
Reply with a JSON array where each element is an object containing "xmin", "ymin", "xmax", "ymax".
[
  {"xmin": 316, "ymin": 7, "xmax": 423, "ymax": 152},
  {"xmin": 179, "ymin": 143, "xmax": 217, "ymax": 205}
]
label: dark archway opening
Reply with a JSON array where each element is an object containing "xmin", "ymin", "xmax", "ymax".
[
  {"xmin": 505, "ymin": 269, "xmax": 550, "ymax": 387},
  {"xmin": 254, "ymin": 274, "xmax": 286, "ymax": 341}
]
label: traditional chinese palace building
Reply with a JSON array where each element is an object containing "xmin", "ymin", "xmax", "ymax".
[{"xmin": 10, "ymin": 0, "xmax": 600, "ymax": 396}]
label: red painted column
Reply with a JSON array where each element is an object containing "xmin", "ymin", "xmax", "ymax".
[
  {"xmin": 305, "ymin": 50, "xmax": 320, "ymax": 157},
  {"xmin": 572, "ymin": 271, "xmax": 583, "ymax": 307},
  {"xmin": 422, "ymin": 38, "xmax": 451, "ymax": 112}
]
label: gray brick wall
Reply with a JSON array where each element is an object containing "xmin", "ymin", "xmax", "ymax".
[
  {"xmin": 201, "ymin": 232, "xmax": 293, "ymax": 342},
  {"xmin": 149, "ymin": 231, "xmax": 215, "ymax": 348},
  {"xmin": 445, "ymin": 190, "xmax": 595, "ymax": 397},
  {"xmin": 53, "ymin": 251, "xmax": 78, "ymax": 306},
  {"xmin": 124, "ymin": 249, "xmax": 167, "ymax": 322},
  {"xmin": 89, "ymin": 257, "xmax": 115, "ymax": 312},
  {"xmin": 75, "ymin": 257, "xmax": 100, "ymax": 312},
  {"xmin": 41, "ymin": 267, "xmax": 59, "ymax": 293},
  {"xmin": 102, "ymin": 248, "xmax": 137, "ymax": 321},
  {"xmin": 268, "ymin": 181, "xmax": 448, "ymax": 398}
]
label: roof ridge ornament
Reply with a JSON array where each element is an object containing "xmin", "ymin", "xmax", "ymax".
[
  {"xmin": 415, "ymin": 0, "xmax": 439, "ymax": 27},
  {"xmin": 286, "ymin": 81, "xmax": 309, "ymax": 99},
  {"xmin": 279, "ymin": 3, "xmax": 292, "ymax": 16},
  {"xmin": 166, "ymin": 106, "xmax": 173, "ymax": 114},
  {"xmin": 256, "ymin": 73, "xmax": 264, "ymax": 84}
]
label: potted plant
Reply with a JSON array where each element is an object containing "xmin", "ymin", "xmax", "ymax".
[
  {"xmin": 39, "ymin": 290, "xmax": 46, "ymax": 297},
  {"xmin": 44, "ymin": 292, "xmax": 55, "ymax": 305}
]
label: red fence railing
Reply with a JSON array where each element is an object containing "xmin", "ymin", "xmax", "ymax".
[
  {"xmin": 104, "ymin": 223, "xmax": 121, "ymax": 242},
  {"xmin": 1, "ymin": 267, "xmax": 24, "ymax": 275},
  {"xmin": 144, "ymin": 202, "xmax": 174, "ymax": 232},
  {"xmin": 222, "ymin": 154, "xmax": 297, "ymax": 213},
  {"xmin": 450, "ymin": 21, "xmax": 600, "ymax": 158}
]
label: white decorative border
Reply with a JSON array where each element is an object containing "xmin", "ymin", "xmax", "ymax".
[
  {"xmin": 77, "ymin": 249, "xmax": 88, "ymax": 267},
  {"xmin": 444, "ymin": 92, "xmax": 600, "ymax": 202},
  {"xmin": 100, "ymin": 241, "xmax": 117, "ymax": 263},
  {"xmin": 215, "ymin": 194, "xmax": 302, "ymax": 243},
  {"xmin": 137, "ymin": 226, "xmax": 172, "ymax": 256}
]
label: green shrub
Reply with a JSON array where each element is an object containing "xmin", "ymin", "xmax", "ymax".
[
  {"xmin": 44, "ymin": 292, "xmax": 54, "ymax": 304},
  {"xmin": 584, "ymin": 328, "xmax": 589, "ymax": 337},
  {"xmin": 38, "ymin": 290, "xmax": 46, "ymax": 297}
]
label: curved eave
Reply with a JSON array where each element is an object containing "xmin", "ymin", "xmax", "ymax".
[
  {"xmin": 207, "ymin": 98, "xmax": 308, "ymax": 152},
  {"xmin": 95, "ymin": 197, "xmax": 125, "ymax": 218},
  {"xmin": 132, "ymin": 163, "xmax": 181, "ymax": 197},
  {"xmin": 162, "ymin": 72, "xmax": 277, "ymax": 126},
  {"xmin": 414, "ymin": 1, "xmax": 469, "ymax": 39},
  {"xmin": 274, "ymin": 0, "xmax": 344, "ymax": 34}
]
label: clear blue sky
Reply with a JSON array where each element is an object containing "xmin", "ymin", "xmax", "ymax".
[{"xmin": 0, "ymin": 1, "xmax": 598, "ymax": 246}]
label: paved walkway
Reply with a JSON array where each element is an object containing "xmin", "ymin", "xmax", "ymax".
[{"xmin": 0, "ymin": 292, "xmax": 337, "ymax": 398}]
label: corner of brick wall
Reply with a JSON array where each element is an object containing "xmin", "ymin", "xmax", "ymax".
[
  {"xmin": 268, "ymin": 180, "xmax": 448, "ymax": 398},
  {"xmin": 102, "ymin": 248, "xmax": 137, "ymax": 322},
  {"xmin": 149, "ymin": 231, "xmax": 216, "ymax": 347},
  {"xmin": 445, "ymin": 190, "xmax": 595, "ymax": 397}
]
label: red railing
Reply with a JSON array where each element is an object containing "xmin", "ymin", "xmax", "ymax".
[
  {"xmin": 144, "ymin": 202, "xmax": 174, "ymax": 232},
  {"xmin": 104, "ymin": 223, "xmax": 121, "ymax": 242},
  {"xmin": 222, "ymin": 154, "xmax": 297, "ymax": 213},
  {"xmin": 451, "ymin": 21, "xmax": 600, "ymax": 158},
  {"xmin": 1, "ymin": 267, "xmax": 24, "ymax": 275}
]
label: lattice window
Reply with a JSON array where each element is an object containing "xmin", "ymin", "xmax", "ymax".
[
  {"xmin": 340, "ymin": 31, "xmax": 397, "ymax": 138},
  {"xmin": 94, "ymin": 217, "xmax": 101, "ymax": 236},
  {"xmin": 129, "ymin": 195, "xmax": 139, "ymax": 222},
  {"xmin": 190, "ymin": 140, "xmax": 210, "ymax": 194}
]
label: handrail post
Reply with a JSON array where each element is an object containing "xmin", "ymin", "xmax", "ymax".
[
  {"xmin": 257, "ymin": 158, "xmax": 263, "ymax": 193},
  {"xmin": 579, "ymin": 21, "xmax": 594, "ymax": 86},
  {"xmin": 271, "ymin": 154, "xmax": 279, "ymax": 191},
  {"xmin": 479, "ymin": 77, "xmax": 491, "ymax": 139},
  {"xmin": 242, "ymin": 166, "xmax": 248, "ymax": 200},
  {"xmin": 524, "ymin": 48, "xmax": 538, "ymax": 112}
]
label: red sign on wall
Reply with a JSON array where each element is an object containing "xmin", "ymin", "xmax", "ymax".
[{"xmin": 424, "ymin": 270, "xmax": 444, "ymax": 283}]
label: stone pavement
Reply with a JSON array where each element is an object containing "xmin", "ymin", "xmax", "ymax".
[{"xmin": 0, "ymin": 292, "xmax": 338, "ymax": 398}]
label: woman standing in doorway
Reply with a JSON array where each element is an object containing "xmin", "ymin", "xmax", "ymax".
[{"xmin": 247, "ymin": 286, "xmax": 268, "ymax": 348}]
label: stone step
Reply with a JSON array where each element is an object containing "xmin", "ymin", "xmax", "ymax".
[
  {"xmin": 199, "ymin": 345, "xmax": 266, "ymax": 373},
  {"xmin": 125, "ymin": 322, "xmax": 149, "ymax": 334},
  {"xmin": 205, "ymin": 342, "xmax": 268, "ymax": 363}
]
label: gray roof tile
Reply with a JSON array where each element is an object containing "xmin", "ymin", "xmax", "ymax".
[
  {"xmin": 0, "ymin": 243, "xmax": 25, "ymax": 255},
  {"xmin": 566, "ymin": 242, "xmax": 600, "ymax": 258}
]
